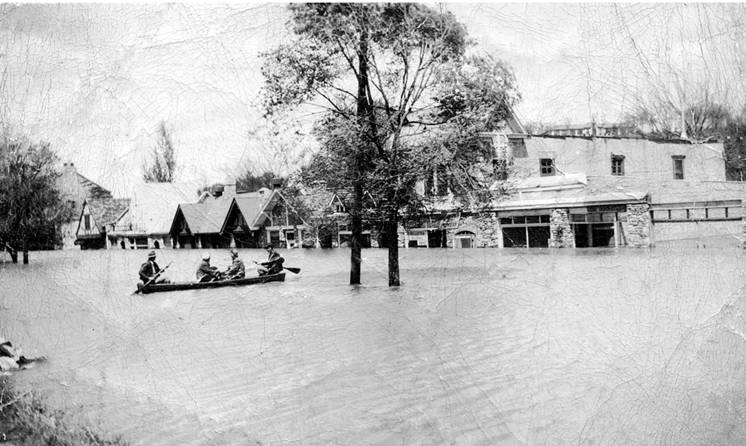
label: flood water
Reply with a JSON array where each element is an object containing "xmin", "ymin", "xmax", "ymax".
[{"xmin": 1, "ymin": 247, "xmax": 746, "ymax": 445}]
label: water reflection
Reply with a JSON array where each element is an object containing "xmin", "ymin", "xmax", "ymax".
[{"xmin": 0, "ymin": 247, "xmax": 744, "ymax": 445}]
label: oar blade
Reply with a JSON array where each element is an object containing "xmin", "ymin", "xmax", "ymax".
[{"xmin": 284, "ymin": 267, "xmax": 301, "ymax": 274}]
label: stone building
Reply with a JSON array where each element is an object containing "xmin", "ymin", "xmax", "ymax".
[{"xmin": 402, "ymin": 116, "xmax": 746, "ymax": 249}]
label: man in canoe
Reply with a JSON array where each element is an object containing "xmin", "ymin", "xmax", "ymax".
[
  {"xmin": 223, "ymin": 248, "xmax": 245, "ymax": 279},
  {"xmin": 196, "ymin": 252, "xmax": 221, "ymax": 282},
  {"xmin": 139, "ymin": 251, "xmax": 169, "ymax": 285},
  {"xmin": 258, "ymin": 245, "xmax": 284, "ymax": 276}
]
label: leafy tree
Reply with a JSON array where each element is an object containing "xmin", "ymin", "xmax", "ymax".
[
  {"xmin": 724, "ymin": 112, "xmax": 746, "ymax": 181},
  {"xmin": 0, "ymin": 138, "xmax": 72, "ymax": 263},
  {"xmin": 236, "ymin": 170, "xmax": 279, "ymax": 192},
  {"xmin": 143, "ymin": 121, "xmax": 176, "ymax": 183},
  {"xmin": 263, "ymin": 3, "xmax": 518, "ymax": 286}
]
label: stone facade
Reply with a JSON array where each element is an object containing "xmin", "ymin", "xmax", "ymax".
[
  {"xmin": 549, "ymin": 209, "xmax": 575, "ymax": 248},
  {"xmin": 622, "ymin": 204, "xmax": 652, "ymax": 247},
  {"xmin": 445, "ymin": 213, "xmax": 501, "ymax": 248}
]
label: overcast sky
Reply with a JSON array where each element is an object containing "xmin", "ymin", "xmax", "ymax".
[{"xmin": 1, "ymin": 3, "xmax": 743, "ymax": 196}]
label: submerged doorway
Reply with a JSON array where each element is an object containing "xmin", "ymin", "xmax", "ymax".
[{"xmin": 573, "ymin": 223, "xmax": 615, "ymax": 247}]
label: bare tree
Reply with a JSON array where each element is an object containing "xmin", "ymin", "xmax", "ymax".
[{"xmin": 143, "ymin": 121, "xmax": 177, "ymax": 183}]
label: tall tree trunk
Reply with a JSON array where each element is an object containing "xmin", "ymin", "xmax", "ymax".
[
  {"xmin": 22, "ymin": 238, "xmax": 28, "ymax": 264},
  {"xmin": 387, "ymin": 215, "xmax": 400, "ymax": 287},
  {"xmin": 350, "ymin": 8, "xmax": 370, "ymax": 285},
  {"xmin": 7, "ymin": 244, "xmax": 18, "ymax": 264}
]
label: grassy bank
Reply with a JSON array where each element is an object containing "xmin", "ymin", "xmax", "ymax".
[{"xmin": 0, "ymin": 377, "xmax": 127, "ymax": 445}]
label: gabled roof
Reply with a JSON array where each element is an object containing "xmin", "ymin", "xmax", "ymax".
[
  {"xmin": 176, "ymin": 198, "xmax": 233, "ymax": 234},
  {"xmin": 79, "ymin": 197, "xmax": 130, "ymax": 234},
  {"xmin": 233, "ymin": 188, "xmax": 275, "ymax": 229},
  {"xmin": 128, "ymin": 182, "xmax": 200, "ymax": 235}
]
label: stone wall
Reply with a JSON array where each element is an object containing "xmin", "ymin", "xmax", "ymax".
[
  {"xmin": 445, "ymin": 213, "xmax": 501, "ymax": 248},
  {"xmin": 622, "ymin": 204, "xmax": 652, "ymax": 247},
  {"xmin": 549, "ymin": 209, "xmax": 575, "ymax": 248}
]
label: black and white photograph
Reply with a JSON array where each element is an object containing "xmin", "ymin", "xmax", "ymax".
[{"xmin": 1, "ymin": 2, "xmax": 745, "ymax": 444}]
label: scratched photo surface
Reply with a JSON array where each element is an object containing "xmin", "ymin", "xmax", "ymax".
[{"xmin": 1, "ymin": 3, "xmax": 746, "ymax": 445}]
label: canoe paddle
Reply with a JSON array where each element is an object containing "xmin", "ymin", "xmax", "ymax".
[
  {"xmin": 253, "ymin": 260, "xmax": 301, "ymax": 274},
  {"xmin": 134, "ymin": 261, "xmax": 172, "ymax": 294}
]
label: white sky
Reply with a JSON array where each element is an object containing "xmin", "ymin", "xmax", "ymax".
[{"xmin": 1, "ymin": 3, "xmax": 743, "ymax": 196}]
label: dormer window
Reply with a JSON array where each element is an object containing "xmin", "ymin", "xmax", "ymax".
[
  {"xmin": 611, "ymin": 154, "xmax": 625, "ymax": 176},
  {"xmin": 672, "ymin": 155, "xmax": 685, "ymax": 180},
  {"xmin": 539, "ymin": 158, "xmax": 555, "ymax": 176}
]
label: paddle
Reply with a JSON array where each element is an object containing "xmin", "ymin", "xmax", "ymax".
[
  {"xmin": 135, "ymin": 261, "xmax": 172, "ymax": 294},
  {"xmin": 253, "ymin": 260, "xmax": 301, "ymax": 274}
]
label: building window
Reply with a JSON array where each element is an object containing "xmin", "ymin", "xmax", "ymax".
[
  {"xmin": 84, "ymin": 214, "xmax": 91, "ymax": 230},
  {"xmin": 611, "ymin": 155, "xmax": 625, "ymax": 176},
  {"xmin": 539, "ymin": 158, "xmax": 555, "ymax": 176},
  {"xmin": 672, "ymin": 155, "xmax": 685, "ymax": 180}
]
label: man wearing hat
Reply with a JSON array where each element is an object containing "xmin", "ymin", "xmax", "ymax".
[
  {"xmin": 196, "ymin": 252, "xmax": 221, "ymax": 282},
  {"xmin": 223, "ymin": 248, "xmax": 245, "ymax": 280},
  {"xmin": 258, "ymin": 244, "xmax": 284, "ymax": 276},
  {"xmin": 139, "ymin": 250, "xmax": 169, "ymax": 284}
]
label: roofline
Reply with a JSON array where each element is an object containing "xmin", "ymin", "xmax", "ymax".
[
  {"xmin": 169, "ymin": 205, "xmax": 192, "ymax": 237},
  {"xmin": 490, "ymin": 196, "xmax": 648, "ymax": 212}
]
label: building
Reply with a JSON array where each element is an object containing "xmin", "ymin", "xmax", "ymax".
[
  {"xmin": 420, "ymin": 135, "xmax": 744, "ymax": 249},
  {"xmin": 107, "ymin": 182, "xmax": 200, "ymax": 249},
  {"xmin": 75, "ymin": 197, "xmax": 130, "ymax": 249},
  {"xmin": 542, "ymin": 122, "xmax": 639, "ymax": 138},
  {"xmin": 170, "ymin": 197, "xmax": 234, "ymax": 249},
  {"xmin": 169, "ymin": 187, "xmax": 307, "ymax": 249},
  {"xmin": 295, "ymin": 186, "xmax": 381, "ymax": 248},
  {"xmin": 223, "ymin": 188, "xmax": 306, "ymax": 249},
  {"xmin": 57, "ymin": 162, "xmax": 114, "ymax": 249},
  {"xmin": 401, "ymin": 112, "xmax": 746, "ymax": 249}
]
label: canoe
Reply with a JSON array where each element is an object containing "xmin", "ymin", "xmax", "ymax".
[{"xmin": 137, "ymin": 272, "xmax": 285, "ymax": 294}]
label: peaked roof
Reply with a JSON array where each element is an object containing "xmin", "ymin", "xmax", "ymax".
[
  {"xmin": 82, "ymin": 197, "xmax": 130, "ymax": 233},
  {"xmin": 177, "ymin": 198, "xmax": 233, "ymax": 234},
  {"xmin": 57, "ymin": 163, "xmax": 112, "ymax": 210},
  {"xmin": 233, "ymin": 188, "xmax": 275, "ymax": 229},
  {"xmin": 128, "ymin": 182, "xmax": 200, "ymax": 234}
]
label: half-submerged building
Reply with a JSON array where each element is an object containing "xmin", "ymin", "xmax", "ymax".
[
  {"xmin": 169, "ymin": 187, "xmax": 307, "ymax": 249},
  {"xmin": 404, "ymin": 116, "xmax": 745, "ymax": 249}
]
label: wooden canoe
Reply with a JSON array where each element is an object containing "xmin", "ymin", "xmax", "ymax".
[{"xmin": 137, "ymin": 272, "xmax": 285, "ymax": 294}]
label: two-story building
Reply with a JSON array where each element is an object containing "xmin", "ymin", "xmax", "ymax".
[{"xmin": 403, "ymin": 116, "xmax": 746, "ymax": 249}]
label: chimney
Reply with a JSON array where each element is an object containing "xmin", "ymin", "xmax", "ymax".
[
  {"xmin": 222, "ymin": 176, "xmax": 236, "ymax": 199},
  {"xmin": 270, "ymin": 178, "xmax": 283, "ymax": 190},
  {"xmin": 211, "ymin": 184, "xmax": 224, "ymax": 198}
]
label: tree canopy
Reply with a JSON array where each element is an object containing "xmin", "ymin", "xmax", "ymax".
[
  {"xmin": 262, "ymin": 3, "xmax": 519, "ymax": 285},
  {"xmin": 0, "ymin": 138, "xmax": 71, "ymax": 263}
]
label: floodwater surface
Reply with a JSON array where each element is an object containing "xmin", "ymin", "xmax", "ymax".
[{"xmin": 1, "ymin": 247, "xmax": 745, "ymax": 445}]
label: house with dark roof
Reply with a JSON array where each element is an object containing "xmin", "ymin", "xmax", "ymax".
[
  {"xmin": 57, "ymin": 162, "xmax": 114, "ymax": 249},
  {"xmin": 75, "ymin": 197, "xmax": 130, "ymax": 249},
  {"xmin": 170, "ymin": 198, "xmax": 233, "ymax": 249},
  {"xmin": 223, "ymin": 188, "xmax": 307, "ymax": 249},
  {"xmin": 168, "ymin": 187, "xmax": 307, "ymax": 249}
]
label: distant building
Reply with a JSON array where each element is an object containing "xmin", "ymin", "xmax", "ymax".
[
  {"xmin": 107, "ymin": 182, "xmax": 200, "ymax": 249},
  {"xmin": 57, "ymin": 162, "xmax": 114, "ymax": 249},
  {"xmin": 168, "ymin": 186, "xmax": 307, "ymax": 250},
  {"xmin": 75, "ymin": 197, "xmax": 130, "ymax": 249},
  {"xmin": 542, "ymin": 122, "xmax": 639, "ymax": 138},
  {"xmin": 295, "ymin": 187, "xmax": 380, "ymax": 248}
]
